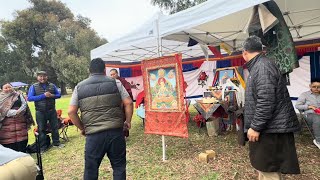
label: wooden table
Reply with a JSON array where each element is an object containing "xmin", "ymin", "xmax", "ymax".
[{"xmin": 193, "ymin": 100, "xmax": 225, "ymax": 120}]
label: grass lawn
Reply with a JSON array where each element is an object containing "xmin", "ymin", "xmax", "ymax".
[{"xmin": 27, "ymin": 95, "xmax": 320, "ymax": 180}]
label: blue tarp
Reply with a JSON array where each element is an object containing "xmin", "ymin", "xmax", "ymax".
[{"xmin": 10, "ymin": 82, "xmax": 28, "ymax": 87}]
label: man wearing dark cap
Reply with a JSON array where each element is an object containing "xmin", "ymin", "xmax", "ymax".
[
  {"xmin": 28, "ymin": 71, "xmax": 62, "ymax": 151},
  {"xmin": 242, "ymin": 35, "xmax": 300, "ymax": 179}
]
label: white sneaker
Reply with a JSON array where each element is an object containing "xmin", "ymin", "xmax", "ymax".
[
  {"xmin": 313, "ymin": 139, "xmax": 320, "ymax": 149},
  {"xmin": 53, "ymin": 144, "xmax": 65, "ymax": 148}
]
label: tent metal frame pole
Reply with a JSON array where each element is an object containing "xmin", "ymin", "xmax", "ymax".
[
  {"xmin": 156, "ymin": 16, "xmax": 166, "ymax": 162},
  {"xmin": 162, "ymin": 135, "xmax": 166, "ymax": 161}
]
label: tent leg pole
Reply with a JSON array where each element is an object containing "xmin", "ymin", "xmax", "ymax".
[{"xmin": 162, "ymin": 135, "xmax": 166, "ymax": 161}]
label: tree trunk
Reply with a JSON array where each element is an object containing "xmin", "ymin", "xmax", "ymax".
[
  {"xmin": 60, "ymin": 82, "xmax": 67, "ymax": 95},
  {"xmin": 71, "ymin": 83, "xmax": 77, "ymax": 91}
]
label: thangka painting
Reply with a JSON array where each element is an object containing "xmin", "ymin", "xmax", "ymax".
[
  {"xmin": 149, "ymin": 67, "xmax": 178, "ymax": 110},
  {"xmin": 141, "ymin": 54, "xmax": 188, "ymax": 138}
]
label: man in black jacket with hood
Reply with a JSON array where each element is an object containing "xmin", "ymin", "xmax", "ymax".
[{"xmin": 242, "ymin": 35, "xmax": 300, "ymax": 180}]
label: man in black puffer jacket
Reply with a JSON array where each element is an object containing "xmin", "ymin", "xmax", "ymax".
[{"xmin": 243, "ymin": 36, "xmax": 300, "ymax": 179}]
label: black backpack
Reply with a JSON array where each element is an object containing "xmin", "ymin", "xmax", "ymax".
[{"xmin": 26, "ymin": 135, "xmax": 51, "ymax": 153}]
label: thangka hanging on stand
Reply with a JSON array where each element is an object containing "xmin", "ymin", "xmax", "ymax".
[{"xmin": 141, "ymin": 54, "xmax": 188, "ymax": 138}]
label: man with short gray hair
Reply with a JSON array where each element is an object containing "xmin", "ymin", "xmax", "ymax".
[{"xmin": 295, "ymin": 78, "xmax": 320, "ymax": 149}]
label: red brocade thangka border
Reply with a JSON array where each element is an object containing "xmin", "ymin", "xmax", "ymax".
[{"xmin": 141, "ymin": 54, "xmax": 188, "ymax": 138}]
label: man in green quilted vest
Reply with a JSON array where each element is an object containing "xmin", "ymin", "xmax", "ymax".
[{"xmin": 68, "ymin": 58, "xmax": 133, "ymax": 180}]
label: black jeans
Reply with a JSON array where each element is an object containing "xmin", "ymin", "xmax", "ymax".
[
  {"xmin": 84, "ymin": 128, "xmax": 126, "ymax": 180},
  {"xmin": 36, "ymin": 110, "xmax": 60, "ymax": 148}
]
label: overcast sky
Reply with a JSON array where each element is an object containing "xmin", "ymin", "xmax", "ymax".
[{"xmin": 0, "ymin": 0, "xmax": 160, "ymax": 41}]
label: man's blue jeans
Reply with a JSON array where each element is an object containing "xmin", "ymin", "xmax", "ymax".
[
  {"xmin": 84, "ymin": 128, "xmax": 126, "ymax": 180},
  {"xmin": 306, "ymin": 113, "xmax": 320, "ymax": 142},
  {"xmin": 36, "ymin": 110, "xmax": 60, "ymax": 149}
]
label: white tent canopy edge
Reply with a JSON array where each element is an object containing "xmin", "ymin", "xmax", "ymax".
[
  {"xmin": 91, "ymin": 0, "xmax": 268, "ymax": 62},
  {"xmin": 91, "ymin": 0, "xmax": 320, "ymax": 62}
]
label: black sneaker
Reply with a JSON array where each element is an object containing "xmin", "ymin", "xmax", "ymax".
[{"xmin": 40, "ymin": 147, "xmax": 48, "ymax": 154}]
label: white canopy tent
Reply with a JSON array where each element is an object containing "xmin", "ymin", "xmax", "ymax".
[
  {"xmin": 91, "ymin": 0, "xmax": 320, "ymax": 161},
  {"xmin": 91, "ymin": 12, "xmax": 208, "ymax": 63},
  {"xmin": 91, "ymin": 0, "xmax": 320, "ymax": 63}
]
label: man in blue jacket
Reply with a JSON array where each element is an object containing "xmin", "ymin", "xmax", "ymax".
[{"xmin": 28, "ymin": 71, "xmax": 63, "ymax": 151}]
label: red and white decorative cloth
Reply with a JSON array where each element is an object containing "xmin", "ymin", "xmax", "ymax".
[{"xmin": 124, "ymin": 76, "xmax": 143, "ymax": 101}]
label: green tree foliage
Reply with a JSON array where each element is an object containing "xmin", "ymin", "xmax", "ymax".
[
  {"xmin": 151, "ymin": 0, "xmax": 207, "ymax": 14},
  {"xmin": 0, "ymin": 0, "xmax": 106, "ymax": 93},
  {"xmin": 0, "ymin": 36, "xmax": 32, "ymax": 84}
]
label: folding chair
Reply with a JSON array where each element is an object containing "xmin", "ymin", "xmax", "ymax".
[
  {"xmin": 56, "ymin": 110, "xmax": 74, "ymax": 141},
  {"xmin": 34, "ymin": 109, "xmax": 71, "ymax": 142},
  {"xmin": 298, "ymin": 110, "xmax": 315, "ymax": 140},
  {"xmin": 56, "ymin": 110, "xmax": 67, "ymax": 141}
]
